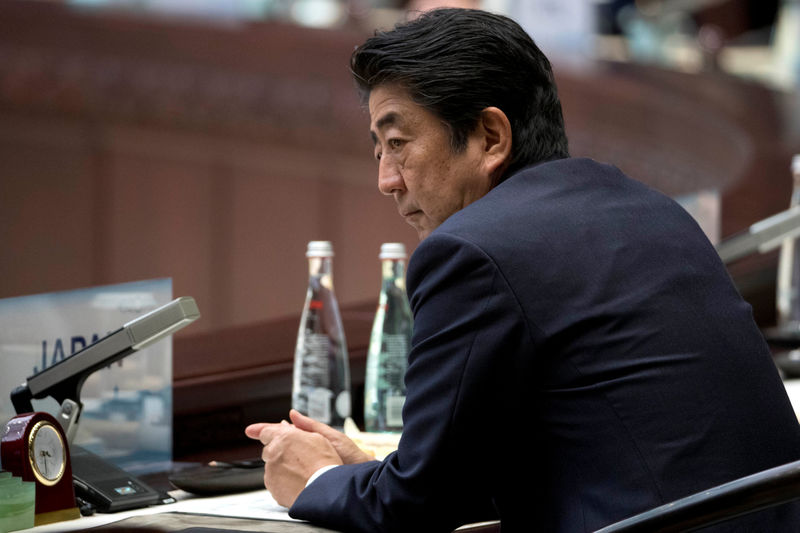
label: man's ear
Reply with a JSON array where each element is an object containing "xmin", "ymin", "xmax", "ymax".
[{"xmin": 477, "ymin": 107, "xmax": 512, "ymax": 183}]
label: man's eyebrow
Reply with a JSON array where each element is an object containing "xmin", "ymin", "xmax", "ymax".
[
  {"xmin": 375, "ymin": 112, "xmax": 399, "ymax": 130},
  {"xmin": 370, "ymin": 112, "xmax": 400, "ymax": 145}
]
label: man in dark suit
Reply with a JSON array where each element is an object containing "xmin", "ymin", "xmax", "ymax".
[{"xmin": 245, "ymin": 8, "xmax": 800, "ymax": 532}]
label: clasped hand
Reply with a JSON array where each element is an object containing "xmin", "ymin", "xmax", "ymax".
[{"xmin": 245, "ymin": 409, "xmax": 373, "ymax": 507}]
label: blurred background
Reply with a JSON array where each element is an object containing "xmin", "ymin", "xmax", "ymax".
[{"xmin": 1, "ymin": 0, "xmax": 799, "ymax": 456}]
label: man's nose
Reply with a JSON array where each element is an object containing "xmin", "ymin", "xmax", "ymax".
[{"xmin": 378, "ymin": 156, "xmax": 404, "ymax": 196}]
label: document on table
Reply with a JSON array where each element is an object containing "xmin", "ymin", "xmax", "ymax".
[{"xmin": 172, "ymin": 489, "xmax": 293, "ymax": 520}]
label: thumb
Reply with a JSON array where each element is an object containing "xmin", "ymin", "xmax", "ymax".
[{"xmin": 245, "ymin": 423, "xmax": 269, "ymax": 439}]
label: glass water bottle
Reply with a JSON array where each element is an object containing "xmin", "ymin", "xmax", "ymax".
[
  {"xmin": 292, "ymin": 241, "xmax": 351, "ymax": 429},
  {"xmin": 364, "ymin": 243, "xmax": 413, "ymax": 433}
]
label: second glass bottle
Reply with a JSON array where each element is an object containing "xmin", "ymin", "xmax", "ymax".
[{"xmin": 364, "ymin": 243, "xmax": 413, "ymax": 433}]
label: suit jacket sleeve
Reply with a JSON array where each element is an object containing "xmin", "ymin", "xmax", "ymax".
[{"xmin": 289, "ymin": 232, "xmax": 524, "ymax": 532}]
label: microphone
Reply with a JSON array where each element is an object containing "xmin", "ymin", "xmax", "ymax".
[
  {"xmin": 10, "ymin": 296, "xmax": 200, "ymax": 442},
  {"xmin": 715, "ymin": 206, "xmax": 800, "ymax": 264}
]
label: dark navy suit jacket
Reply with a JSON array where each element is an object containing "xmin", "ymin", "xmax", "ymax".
[{"xmin": 291, "ymin": 158, "xmax": 800, "ymax": 532}]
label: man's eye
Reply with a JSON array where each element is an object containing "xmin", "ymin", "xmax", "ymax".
[{"xmin": 374, "ymin": 139, "xmax": 402, "ymax": 161}]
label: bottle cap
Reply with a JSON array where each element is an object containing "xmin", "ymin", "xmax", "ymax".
[
  {"xmin": 793, "ymin": 154, "xmax": 800, "ymax": 176},
  {"xmin": 306, "ymin": 241, "xmax": 334, "ymax": 257},
  {"xmin": 379, "ymin": 242, "xmax": 406, "ymax": 260}
]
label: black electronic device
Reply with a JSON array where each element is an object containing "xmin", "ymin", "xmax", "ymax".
[{"xmin": 71, "ymin": 444, "xmax": 173, "ymax": 513}]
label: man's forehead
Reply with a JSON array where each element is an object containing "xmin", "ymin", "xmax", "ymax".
[{"xmin": 368, "ymin": 85, "xmax": 415, "ymax": 123}]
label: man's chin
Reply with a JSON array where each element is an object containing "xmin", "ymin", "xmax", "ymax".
[
  {"xmin": 408, "ymin": 220, "xmax": 436, "ymax": 241},
  {"xmin": 415, "ymin": 228, "xmax": 432, "ymax": 241}
]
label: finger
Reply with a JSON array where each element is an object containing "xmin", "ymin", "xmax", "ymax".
[
  {"xmin": 289, "ymin": 410, "xmax": 371, "ymax": 464},
  {"xmin": 290, "ymin": 409, "xmax": 339, "ymax": 438},
  {"xmin": 261, "ymin": 444, "xmax": 269, "ymax": 463},
  {"xmin": 247, "ymin": 423, "xmax": 286, "ymax": 445},
  {"xmin": 245, "ymin": 423, "xmax": 270, "ymax": 439},
  {"xmin": 259, "ymin": 424, "xmax": 286, "ymax": 445}
]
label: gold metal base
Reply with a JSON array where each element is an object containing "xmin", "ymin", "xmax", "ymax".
[{"xmin": 34, "ymin": 506, "xmax": 82, "ymax": 526}]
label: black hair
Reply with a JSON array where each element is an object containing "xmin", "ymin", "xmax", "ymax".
[{"xmin": 350, "ymin": 8, "xmax": 569, "ymax": 181}]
